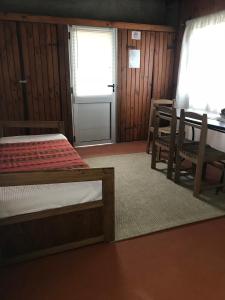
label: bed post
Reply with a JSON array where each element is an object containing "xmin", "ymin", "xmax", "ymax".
[
  {"xmin": 102, "ymin": 168, "xmax": 115, "ymax": 242},
  {"xmin": 58, "ymin": 121, "xmax": 65, "ymax": 135},
  {"xmin": 0, "ymin": 125, "xmax": 3, "ymax": 138}
]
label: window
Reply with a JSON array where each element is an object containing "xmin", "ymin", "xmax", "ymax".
[
  {"xmin": 176, "ymin": 11, "xmax": 225, "ymax": 114},
  {"xmin": 70, "ymin": 26, "xmax": 114, "ymax": 97}
]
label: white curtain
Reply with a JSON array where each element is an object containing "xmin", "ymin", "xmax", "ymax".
[{"xmin": 176, "ymin": 10, "xmax": 225, "ymax": 114}]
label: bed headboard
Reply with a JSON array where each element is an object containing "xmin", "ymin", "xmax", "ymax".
[{"xmin": 0, "ymin": 121, "xmax": 65, "ymax": 137}]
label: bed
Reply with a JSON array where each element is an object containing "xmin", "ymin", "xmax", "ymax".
[{"xmin": 0, "ymin": 121, "xmax": 115, "ymax": 265}]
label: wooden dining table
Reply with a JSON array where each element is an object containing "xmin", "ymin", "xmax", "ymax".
[{"xmin": 175, "ymin": 108, "xmax": 225, "ymax": 133}]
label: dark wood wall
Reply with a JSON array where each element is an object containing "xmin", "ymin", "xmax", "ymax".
[
  {"xmin": 180, "ymin": 0, "xmax": 225, "ymax": 22},
  {"xmin": 0, "ymin": 0, "xmax": 172, "ymax": 25},
  {"xmin": 0, "ymin": 22, "xmax": 25, "ymax": 134},
  {"xmin": 117, "ymin": 29, "xmax": 176, "ymax": 142},
  {"xmin": 0, "ymin": 21, "xmax": 73, "ymax": 142},
  {"xmin": 0, "ymin": 14, "xmax": 177, "ymax": 143}
]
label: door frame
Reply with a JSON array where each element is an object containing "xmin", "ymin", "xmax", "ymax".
[{"xmin": 68, "ymin": 25, "xmax": 117, "ymax": 146}]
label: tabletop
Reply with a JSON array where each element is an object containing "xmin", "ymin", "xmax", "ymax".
[{"xmin": 175, "ymin": 108, "xmax": 225, "ymax": 133}]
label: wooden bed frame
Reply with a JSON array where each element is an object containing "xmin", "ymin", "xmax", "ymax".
[{"xmin": 0, "ymin": 121, "xmax": 115, "ymax": 265}]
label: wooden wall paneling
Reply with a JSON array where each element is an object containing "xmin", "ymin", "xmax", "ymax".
[
  {"xmin": 45, "ymin": 25, "xmax": 59, "ymax": 120},
  {"xmin": 121, "ymin": 31, "xmax": 128, "ymax": 142},
  {"xmin": 0, "ymin": 13, "xmax": 176, "ymax": 33},
  {"xmin": 19, "ymin": 22, "xmax": 73, "ymax": 140},
  {"xmin": 0, "ymin": 20, "xmax": 76, "ymax": 143},
  {"xmin": 117, "ymin": 29, "xmax": 175, "ymax": 142},
  {"xmin": 39, "ymin": 23, "xmax": 51, "ymax": 123},
  {"xmin": 19, "ymin": 23, "xmax": 33, "ymax": 121},
  {"xmin": 152, "ymin": 32, "xmax": 161, "ymax": 99},
  {"xmin": 20, "ymin": 23, "xmax": 39, "ymax": 124},
  {"xmin": 129, "ymin": 31, "xmax": 137, "ymax": 142},
  {"xmin": 152, "ymin": 32, "xmax": 175, "ymax": 99},
  {"xmin": 0, "ymin": 21, "xmax": 25, "ymax": 136},
  {"xmin": 0, "ymin": 23, "xmax": 13, "ymax": 121},
  {"xmin": 33, "ymin": 24, "xmax": 46, "ymax": 132},
  {"xmin": 143, "ymin": 31, "xmax": 155, "ymax": 139},
  {"xmin": 0, "ymin": 16, "xmax": 175, "ymax": 144},
  {"xmin": 134, "ymin": 36, "xmax": 141, "ymax": 140},
  {"xmin": 141, "ymin": 31, "xmax": 151, "ymax": 140},
  {"xmin": 125, "ymin": 31, "xmax": 132, "ymax": 142},
  {"xmin": 140, "ymin": 32, "xmax": 155, "ymax": 139},
  {"xmin": 117, "ymin": 29, "xmax": 128, "ymax": 142},
  {"xmin": 137, "ymin": 30, "xmax": 145, "ymax": 139},
  {"xmin": 57, "ymin": 24, "xmax": 73, "ymax": 144},
  {"xmin": 50, "ymin": 24, "xmax": 61, "ymax": 122},
  {"xmin": 164, "ymin": 33, "xmax": 171, "ymax": 96},
  {"xmin": 161, "ymin": 33, "xmax": 168, "ymax": 97},
  {"xmin": 116, "ymin": 29, "xmax": 122, "ymax": 142},
  {"xmin": 167, "ymin": 33, "xmax": 176, "ymax": 97}
]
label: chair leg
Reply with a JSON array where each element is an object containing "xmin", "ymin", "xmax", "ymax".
[
  {"xmin": 167, "ymin": 149, "xmax": 174, "ymax": 180},
  {"xmin": 151, "ymin": 144, "xmax": 158, "ymax": 169},
  {"xmin": 194, "ymin": 162, "xmax": 204, "ymax": 197},
  {"xmin": 146, "ymin": 131, "xmax": 151, "ymax": 154},
  {"xmin": 174, "ymin": 154, "xmax": 182, "ymax": 183},
  {"xmin": 202, "ymin": 162, "xmax": 207, "ymax": 180},
  {"xmin": 157, "ymin": 147, "xmax": 162, "ymax": 161},
  {"xmin": 222, "ymin": 169, "xmax": 225, "ymax": 193}
]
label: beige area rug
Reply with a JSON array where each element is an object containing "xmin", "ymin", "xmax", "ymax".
[{"xmin": 86, "ymin": 153, "xmax": 225, "ymax": 241}]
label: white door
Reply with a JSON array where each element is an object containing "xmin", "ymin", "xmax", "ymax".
[{"xmin": 70, "ymin": 26, "xmax": 117, "ymax": 146}]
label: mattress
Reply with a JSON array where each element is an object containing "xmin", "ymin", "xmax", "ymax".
[
  {"xmin": 0, "ymin": 133, "xmax": 67, "ymax": 144},
  {"xmin": 0, "ymin": 134, "xmax": 102, "ymax": 219},
  {"xmin": 0, "ymin": 134, "xmax": 88, "ymax": 173}
]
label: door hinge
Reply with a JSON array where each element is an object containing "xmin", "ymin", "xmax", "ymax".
[
  {"xmin": 70, "ymin": 86, "xmax": 74, "ymax": 94},
  {"xmin": 73, "ymin": 136, "xmax": 76, "ymax": 143},
  {"xmin": 68, "ymin": 32, "xmax": 71, "ymax": 40}
]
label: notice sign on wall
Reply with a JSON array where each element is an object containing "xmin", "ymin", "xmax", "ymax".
[
  {"xmin": 129, "ymin": 49, "xmax": 140, "ymax": 69},
  {"xmin": 131, "ymin": 31, "xmax": 141, "ymax": 40}
]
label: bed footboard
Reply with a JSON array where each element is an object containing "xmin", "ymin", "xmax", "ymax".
[{"xmin": 0, "ymin": 168, "xmax": 114, "ymax": 265}]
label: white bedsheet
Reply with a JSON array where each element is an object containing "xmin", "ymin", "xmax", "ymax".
[
  {"xmin": 0, "ymin": 134, "xmax": 102, "ymax": 218},
  {"xmin": 0, "ymin": 133, "xmax": 67, "ymax": 144},
  {"xmin": 0, "ymin": 181, "xmax": 102, "ymax": 219}
]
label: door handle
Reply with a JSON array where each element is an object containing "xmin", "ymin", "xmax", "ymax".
[
  {"xmin": 18, "ymin": 80, "xmax": 28, "ymax": 84},
  {"xmin": 107, "ymin": 84, "xmax": 115, "ymax": 93}
]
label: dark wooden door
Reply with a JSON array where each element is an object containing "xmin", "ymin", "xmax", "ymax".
[
  {"xmin": 19, "ymin": 22, "xmax": 62, "ymax": 124},
  {"xmin": 0, "ymin": 21, "xmax": 73, "ymax": 142},
  {"xmin": 0, "ymin": 21, "xmax": 25, "ymax": 135}
]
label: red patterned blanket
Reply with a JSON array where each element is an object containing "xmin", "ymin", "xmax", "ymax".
[{"xmin": 0, "ymin": 139, "xmax": 88, "ymax": 173}]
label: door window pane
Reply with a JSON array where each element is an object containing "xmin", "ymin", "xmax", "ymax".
[{"xmin": 71, "ymin": 27, "xmax": 114, "ymax": 97}]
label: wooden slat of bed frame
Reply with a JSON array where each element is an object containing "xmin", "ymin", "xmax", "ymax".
[
  {"xmin": 0, "ymin": 200, "xmax": 104, "ymax": 226},
  {"xmin": 0, "ymin": 207, "xmax": 104, "ymax": 264},
  {"xmin": 0, "ymin": 236, "xmax": 105, "ymax": 266},
  {"xmin": 0, "ymin": 168, "xmax": 113, "ymax": 186},
  {"xmin": 0, "ymin": 120, "xmax": 65, "ymax": 138}
]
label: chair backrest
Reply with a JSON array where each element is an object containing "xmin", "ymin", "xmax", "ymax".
[
  {"xmin": 152, "ymin": 106, "xmax": 177, "ymax": 148},
  {"xmin": 178, "ymin": 110, "xmax": 208, "ymax": 159},
  {"xmin": 149, "ymin": 99, "xmax": 175, "ymax": 128}
]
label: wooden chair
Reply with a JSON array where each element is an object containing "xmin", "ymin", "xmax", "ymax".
[
  {"xmin": 209, "ymin": 160, "xmax": 225, "ymax": 193},
  {"xmin": 151, "ymin": 106, "xmax": 177, "ymax": 179},
  {"xmin": 146, "ymin": 99, "xmax": 175, "ymax": 154},
  {"xmin": 175, "ymin": 111, "xmax": 225, "ymax": 197}
]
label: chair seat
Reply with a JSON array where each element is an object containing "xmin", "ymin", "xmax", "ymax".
[
  {"xmin": 159, "ymin": 126, "xmax": 171, "ymax": 134},
  {"xmin": 150, "ymin": 126, "xmax": 178, "ymax": 134},
  {"xmin": 157, "ymin": 135, "xmax": 196, "ymax": 147},
  {"xmin": 181, "ymin": 144, "xmax": 225, "ymax": 162}
]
